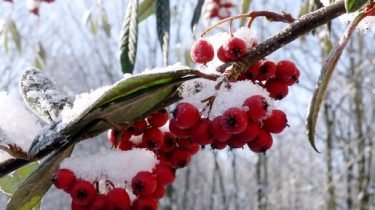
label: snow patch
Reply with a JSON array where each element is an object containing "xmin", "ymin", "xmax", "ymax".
[
  {"xmin": 0, "ymin": 92, "xmax": 42, "ymax": 152},
  {"xmin": 60, "ymin": 149, "xmax": 158, "ymax": 188}
]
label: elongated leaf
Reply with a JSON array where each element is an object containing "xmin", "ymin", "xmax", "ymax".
[
  {"xmin": 138, "ymin": 0, "xmax": 155, "ymax": 22},
  {"xmin": 100, "ymin": 9, "xmax": 111, "ymax": 37},
  {"xmin": 119, "ymin": 0, "xmax": 138, "ymax": 74},
  {"xmin": 306, "ymin": 12, "xmax": 366, "ymax": 153},
  {"xmin": 0, "ymin": 162, "xmax": 39, "ymax": 195},
  {"xmin": 28, "ymin": 69, "xmax": 206, "ymax": 157},
  {"xmin": 345, "ymin": 0, "xmax": 367, "ymax": 12},
  {"xmin": 240, "ymin": 0, "xmax": 251, "ymax": 26},
  {"xmin": 191, "ymin": 0, "xmax": 205, "ymax": 32},
  {"xmin": 156, "ymin": 0, "xmax": 170, "ymax": 65},
  {"xmin": 6, "ymin": 145, "xmax": 74, "ymax": 210},
  {"xmin": 8, "ymin": 20, "xmax": 21, "ymax": 52}
]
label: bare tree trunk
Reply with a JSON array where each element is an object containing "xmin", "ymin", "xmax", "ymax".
[
  {"xmin": 323, "ymin": 101, "xmax": 337, "ymax": 210},
  {"xmin": 256, "ymin": 154, "xmax": 268, "ymax": 210}
]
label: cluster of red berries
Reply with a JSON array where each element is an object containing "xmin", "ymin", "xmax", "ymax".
[
  {"xmin": 203, "ymin": 0, "xmax": 235, "ymax": 20},
  {"xmin": 107, "ymin": 109, "xmax": 199, "ymax": 169},
  {"xmin": 191, "ymin": 36, "xmax": 300, "ymax": 100},
  {"xmin": 170, "ymin": 100, "xmax": 287, "ymax": 153},
  {"xmin": 52, "ymin": 160, "xmax": 176, "ymax": 210}
]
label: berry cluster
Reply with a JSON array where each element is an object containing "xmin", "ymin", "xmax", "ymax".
[
  {"xmin": 191, "ymin": 34, "xmax": 299, "ymax": 101},
  {"xmin": 107, "ymin": 109, "xmax": 199, "ymax": 169},
  {"xmin": 203, "ymin": 0, "xmax": 235, "ymax": 20},
  {"xmin": 169, "ymin": 98, "xmax": 287, "ymax": 153},
  {"xmin": 53, "ymin": 160, "xmax": 176, "ymax": 210}
]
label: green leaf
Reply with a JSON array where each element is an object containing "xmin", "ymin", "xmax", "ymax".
[
  {"xmin": 138, "ymin": 0, "xmax": 156, "ymax": 22},
  {"xmin": 28, "ymin": 69, "xmax": 205, "ymax": 157},
  {"xmin": 191, "ymin": 0, "xmax": 205, "ymax": 32},
  {"xmin": 100, "ymin": 9, "xmax": 111, "ymax": 37},
  {"xmin": 0, "ymin": 162, "xmax": 39, "ymax": 195},
  {"xmin": 306, "ymin": 12, "xmax": 366, "ymax": 153},
  {"xmin": 6, "ymin": 145, "xmax": 74, "ymax": 210},
  {"xmin": 36, "ymin": 42, "xmax": 46, "ymax": 61},
  {"xmin": 119, "ymin": 0, "xmax": 139, "ymax": 74},
  {"xmin": 345, "ymin": 0, "xmax": 367, "ymax": 12},
  {"xmin": 8, "ymin": 20, "xmax": 21, "ymax": 53},
  {"xmin": 240, "ymin": 0, "xmax": 251, "ymax": 26},
  {"xmin": 156, "ymin": 0, "xmax": 170, "ymax": 65}
]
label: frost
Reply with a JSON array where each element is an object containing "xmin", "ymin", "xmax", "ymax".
[
  {"xmin": 320, "ymin": 0, "xmax": 332, "ymax": 6},
  {"xmin": 179, "ymin": 79, "xmax": 274, "ymax": 120},
  {"xmin": 60, "ymin": 149, "xmax": 158, "ymax": 188},
  {"xmin": 339, "ymin": 13, "xmax": 375, "ymax": 33},
  {"xmin": 0, "ymin": 92, "xmax": 42, "ymax": 152}
]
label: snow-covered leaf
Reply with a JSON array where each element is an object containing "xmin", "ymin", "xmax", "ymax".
[
  {"xmin": 119, "ymin": 0, "xmax": 138, "ymax": 74},
  {"xmin": 19, "ymin": 68, "xmax": 73, "ymax": 123},
  {"xmin": 28, "ymin": 68, "xmax": 204, "ymax": 158},
  {"xmin": 0, "ymin": 162, "xmax": 39, "ymax": 195},
  {"xmin": 6, "ymin": 145, "xmax": 73, "ymax": 210},
  {"xmin": 306, "ymin": 12, "xmax": 366, "ymax": 153},
  {"xmin": 156, "ymin": 0, "xmax": 170, "ymax": 65},
  {"xmin": 345, "ymin": 0, "xmax": 367, "ymax": 12}
]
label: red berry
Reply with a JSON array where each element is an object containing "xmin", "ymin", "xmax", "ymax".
[
  {"xmin": 190, "ymin": 119, "xmax": 214, "ymax": 145},
  {"xmin": 237, "ymin": 121, "xmax": 260, "ymax": 142},
  {"xmin": 70, "ymin": 180, "xmax": 96, "ymax": 206},
  {"xmin": 247, "ymin": 129, "xmax": 273, "ymax": 153},
  {"xmin": 52, "ymin": 168, "xmax": 76, "ymax": 190},
  {"xmin": 209, "ymin": 116, "xmax": 231, "ymax": 142},
  {"xmin": 169, "ymin": 119, "xmax": 190, "ymax": 138},
  {"xmin": 262, "ymin": 109, "xmax": 288, "ymax": 134},
  {"xmin": 217, "ymin": 45, "xmax": 231, "ymax": 62},
  {"xmin": 159, "ymin": 132, "xmax": 177, "ymax": 153},
  {"xmin": 187, "ymin": 143, "xmax": 200, "ymax": 154},
  {"xmin": 106, "ymin": 188, "xmax": 131, "ymax": 210},
  {"xmin": 152, "ymin": 184, "xmax": 166, "ymax": 199},
  {"xmin": 211, "ymin": 141, "xmax": 227, "ymax": 150},
  {"xmin": 243, "ymin": 95, "xmax": 268, "ymax": 121},
  {"xmin": 254, "ymin": 60, "xmax": 276, "ymax": 81},
  {"xmin": 147, "ymin": 109, "xmax": 169, "ymax": 127},
  {"xmin": 132, "ymin": 197, "xmax": 158, "ymax": 210},
  {"xmin": 244, "ymin": 61, "xmax": 262, "ymax": 80},
  {"xmin": 227, "ymin": 135, "xmax": 246, "ymax": 149},
  {"xmin": 131, "ymin": 171, "xmax": 157, "ymax": 196},
  {"xmin": 71, "ymin": 202, "xmax": 89, "ymax": 210},
  {"xmin": 169, "ymin": 148, "xmax": 192, "ymax": 168},
  {"xmin": 223, "ymin": 37, "xmax": 247, "ymax": 60},
  {"xmin": 153, "ymin": 162, "xmax": 176, "ymax": 185},
  {"xmin": 175, "ymin": 138, "xmax": 194, "ymax": 149},
  {"xmin": 265, "ymin": 79, "xmax": 289, "ymax": 100},
  {"xmin": 89, "ymin": 194, "xmax": 107, "ymax": 210},
  {"xmin": 173, "ymin": 103, "xmax": 200, "ymax": 129},
  {"xmin": 107, "ymin": 128, "xmax": 119, "ymax": 145},
  {"xmin": 275, "ymin": 60, "xmax": 300, "ymax": 86},
  {"xmin": 128, "ymin": 119, "xmax": 147, "ymax": 135},
  {"xmin": 142, "ymin": 127, "xmax": 165, "ymax": 150},
  {"xmin": 191, "ymin": 39, "xmax": 215, "ymax": 64},
  {"xmin": 118, "ymin": 138, "xmax": 134, "ymax": 151},
  {"xmin": 220, "ymin": 107, "xmax": 248, "ymax": 134}
]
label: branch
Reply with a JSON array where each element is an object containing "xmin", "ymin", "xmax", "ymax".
[{"xmin": 223, "ymin": 0, "xmax": 346, "ymax": 78}]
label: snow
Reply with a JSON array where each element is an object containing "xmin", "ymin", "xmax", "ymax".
[
  {"xmin": 0, "ymin": 92, "xmax": 42, "ymax": 153},
  {"xmin": 179, "ymin": 79, "xmax": 274, "ymax": 120},
  {"xmin": 60, "ymin": 149, "xmax": 158, "ymax": 189},
  {"xmin": 140, "ymin": 62, "xmax": 192, "ymax": 75},
  {"xmin": 59, "ymin": 85, "xmax": 110, "ymax": 127}
]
